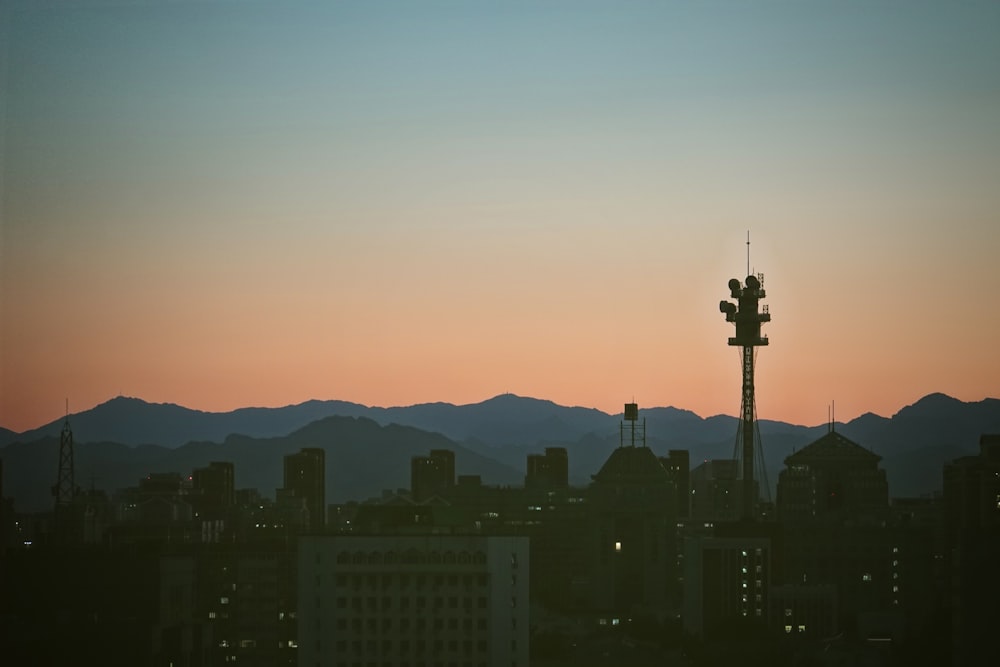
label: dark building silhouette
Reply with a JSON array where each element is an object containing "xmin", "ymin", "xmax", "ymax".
[
  {"xmin": 942, "ymin": 433, "xmax": 1000, "ymax": 666},
  {"xmin": 0, "ymin": 543, "xmax": 160, "ymax": 665},
  {"xmin": 191, "ymin": 461, "xmax": 236, "ymax": 542},
  {"xmin": 683, "ymin": 535, "xmax": 772, "ymax": 637},
  {"xmin": 410, "ymin": 448, "xmax": 455, "ymax": 502},
  {"xmin": 297, "ymin": 535, "xmax": 529, "ymax": 667},
  {"xmin": 525, "ymin": 447, "xmax": 568, "ymax": 488},
  {"xmin": 586, "ymin": 404, "xmax": 679, "ymax": 616},
  {"xmin": 776, "ymin": 429, "xmax": 888, "ymax": 526},
  {"xmin": 284, "ymin": 448, "xmax": 326, "ymax": 532},
  {"xmin": 690, "ymin": 459, "xmax": 743, "ymax": 521},
  {"xmin": 660, "ymin": 449, "xmax": 690, "ymax": 518},
  {"xmin": 192, "ymin": 461, "xmax": 235, "ymax": 516},
  {"xmin": 769, "ymin": 582, "xmax": 838, "ymax": 640},
  {"xmin": 155, "ymin": 542, "xmax": 297, "ymax": 667}
]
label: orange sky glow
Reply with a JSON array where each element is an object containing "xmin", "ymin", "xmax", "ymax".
[{"xmin": 2, "ymin": 1, "xmax": 998, "ymax": 433}]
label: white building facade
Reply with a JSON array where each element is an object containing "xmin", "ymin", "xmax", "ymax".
[{"xmin": 298, "ymin": 534, "xmax": 529, "ymax": 667}]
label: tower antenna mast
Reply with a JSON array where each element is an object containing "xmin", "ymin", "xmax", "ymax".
[
  {"xmin": 53, "ymin": 398, "xmax": 77, "ymax": 543},
  {"xmin": 719, "ymin": 242, "xmax": 771, "ymax": 520}
]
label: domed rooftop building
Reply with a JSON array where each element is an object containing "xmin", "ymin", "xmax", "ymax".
[
  {"xmin": 776, "ymin": 429, "xmax": 888, "ymax": 526},
  {"xmin": 584, "ymin": 404, "xmax": 681, "ymax": 617}
]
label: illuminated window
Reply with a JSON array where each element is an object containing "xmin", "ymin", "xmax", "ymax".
[
  {"xmin": 614, "ymin": 541, "xmax": 622, "ymax": 553},
  {"xmin": 784, "ymin": 625, "xmax": 792, "ymax": 634},
  {"xmin": 798, "ymin": 625, "xmax": 806, "ymax": 633},
  {"xmin": 784, "ymin": 608, "xmax": 792, "ymax": 617},
  {"xmin": 862, "ymin": 574, "xmax": 872, "ymax": 582}
]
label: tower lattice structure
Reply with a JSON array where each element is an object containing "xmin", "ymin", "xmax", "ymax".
[
  {"xmin": 52, "ymin": 414, "xmax": 77, "ymax": 542},
  {"xmin": 719, "ymin": 272, "xmax": 771, "ymax": 519}
]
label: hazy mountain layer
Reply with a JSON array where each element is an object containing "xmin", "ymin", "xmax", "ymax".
[
  {"xmin": 2, "ymin": 392, "xmax": 998, "ymax": 509},
  {"xmin": 1, "ymin": 416, "xmax": 522, "ymax": 513}
]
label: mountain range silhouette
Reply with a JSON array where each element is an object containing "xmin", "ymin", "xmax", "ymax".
[{"xmin": 2, "ymin": 392, "xmax": 997, "ymax": 512}]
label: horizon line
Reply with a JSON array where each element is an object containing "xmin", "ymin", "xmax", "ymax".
[{"xmin": 5, "ymin": 390, "xmax": 991, "ymax": 435}]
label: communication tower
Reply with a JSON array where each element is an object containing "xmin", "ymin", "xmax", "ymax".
[
  {"xmin": 719, "ymin": 245, "xmax": 771, "ymax": 520},
  {"xmin": 52, "ymin": 405, "xmax": 77, "ymax": 542}
]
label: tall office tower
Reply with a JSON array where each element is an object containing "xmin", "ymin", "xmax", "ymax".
[
  {"xmin": 298, "ymin": 534, "xmax": 529, "ymax": 667},
  {"xmin": 525, "ymin": 447, "xmax": 569, "ymax": 488},
  {"xmin": 410, "ymin": 449, "xmax": 455, "ymax": 502},
  {"xmin": 192, "ymin": 461, "xmax": 235, "ymax": 518},
  {"xmin": 284, "ymin": 448, "xmax": 326, "ymax": 532},
  {"xmin": 719, "ymin": 246, "xmax": 772, "ymax": 520},
  {"xmin": 683, "ymin": 535, "xmax": 772, "ymax": 638}
]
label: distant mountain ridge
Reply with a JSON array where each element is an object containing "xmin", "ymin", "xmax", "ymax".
[
  {"xmin": 2, "ymin": 393, "xmax": 625, "ymax": 449},
  {"xmin": 2, "ymin": 392, "xmax": 998, "ymax": 507},
  {"xmin": 1, "ymin": 416, "xmax": 523, "ymax": 513}
]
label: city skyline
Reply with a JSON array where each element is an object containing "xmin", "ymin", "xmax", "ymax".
[{"xmin": 3, "ymin": 1, "xmax": 999, "ymax": 433}]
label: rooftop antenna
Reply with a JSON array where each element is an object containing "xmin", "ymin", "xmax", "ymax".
[
  {"xmin": 747, "ymin": 230, "xmax": 751, "ymax": 277},
  {"xmin": 832, "ymin": 400, "xmax": 836, "ymax": 432}
]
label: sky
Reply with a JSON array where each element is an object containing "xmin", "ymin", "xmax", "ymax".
[{"xmin": 2, "ymin": 0, "xmax": 999, "ymax": 433}]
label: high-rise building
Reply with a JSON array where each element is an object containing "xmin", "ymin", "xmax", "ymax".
[
  {"xmin": 156, "ymin": 542, "xmax": 298, "ymax": 667},
  {"xmin": 297, "ymin": 534, "xmax": 529, "ymax": 667},
  {"xmin": 942, "ymin": 434, "xmax": 1000, "ymax": 666},
  {"xmin": 284, "ymin": 448, "xmax": 326, "ymax": 532},
  {"xmin": 192, "ymin": 461, "xmax": 235, "ymax": 519},
  {"xmin": 525, "ymin": 447, "xmax": 568, "ymax": 488},
  {"xmin": 683, "ymin": 535, "xmax": 771, "ymax": 638},
  {"xmin": 410, "ymin": 449, "xmax": 455, "ymax": 502}
]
